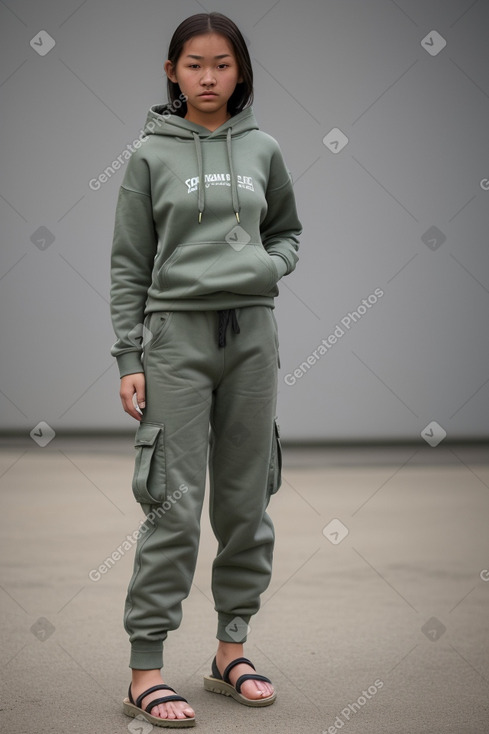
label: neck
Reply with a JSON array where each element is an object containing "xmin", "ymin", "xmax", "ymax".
[{"xmin": 185, "ymin": 108, "xmax": 231, "ymax": 132}]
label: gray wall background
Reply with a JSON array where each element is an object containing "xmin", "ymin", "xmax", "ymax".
[{"xmin": 1, "ymin": 0, "xmax": 488, "ymax": 441}]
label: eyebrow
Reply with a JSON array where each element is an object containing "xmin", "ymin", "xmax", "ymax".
[{"xmin": 185, "ymin": 54, "xmax": 232, "ymax": 60}]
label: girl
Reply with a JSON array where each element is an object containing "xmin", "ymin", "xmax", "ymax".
[{"xmin": 110, "ymin": 11, "xmax": 302, "ymax": 728}]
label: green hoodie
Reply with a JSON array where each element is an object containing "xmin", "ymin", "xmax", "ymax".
[{"xmin": 110, "ymin": 104, "xmax": 302, "ymax": 377}]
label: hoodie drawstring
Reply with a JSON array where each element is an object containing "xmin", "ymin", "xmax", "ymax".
[
  {"xmin": 226, "ymin": 127, "xmax": 241, "ymax": 223},
  {"xmin": 192, "ymin": 132, "xmax": 205, "ymax": 223},
  {"xmin": 192, "ymin": 128, "xmax": 241, "ymax": 224}
]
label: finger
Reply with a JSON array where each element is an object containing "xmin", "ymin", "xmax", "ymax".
[
  {"xmin": 120, "ymin": 393, "xmax": 142, "ymax": 421},
  {"xmin": 132, "ymin": 392, "xmax": 145, "ymax": 415},
  {"xmin": 137, "ymin": 397, "xmax": 146, "ymax": 410},
  {"xmin": 133, "ymin": 377, "xmax": 146, "ymax": 411},
  {"xmin": 127, "ymin": 404, "xmax": 143, "ymax": 421}
]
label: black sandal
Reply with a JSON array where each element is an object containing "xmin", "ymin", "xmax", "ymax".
[
  {"xmin": 203, "ymin": 656, "xmax": 276, "ymax": 707},
  {"xmin": 123, "ymin": 683, "xmax": 196, "ymax": 728}
]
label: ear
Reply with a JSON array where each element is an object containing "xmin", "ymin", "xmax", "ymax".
[{"xmin": 164, "ymin": 60, "xmax": 177, "ymax": 83}]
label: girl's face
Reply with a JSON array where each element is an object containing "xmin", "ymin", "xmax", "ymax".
[{"xmin": 165, "ymin": 32, "xmax": 243, "ymax": 128}]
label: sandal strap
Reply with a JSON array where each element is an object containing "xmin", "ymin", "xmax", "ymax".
[
  {"xmin": 145, "ymin": 694, "xmax": 188, "ymax": 714},
  {"xmin": 211, "ymin": 656, "xmax": 273, "ymax": 695},
  {"xmin": 130, "ymin": 684, "xmax": 177, "ymax": 710},
  {"xmin": 221, "ymin": 657, "xmax": 256, "ymax": 685},
  {"xmin": 235, "ymin": 673, "xmax": 272, "ymax": 694},
  {"xmin": 211, "ymin": 656, "xmax": 221, "ymax": 680}
]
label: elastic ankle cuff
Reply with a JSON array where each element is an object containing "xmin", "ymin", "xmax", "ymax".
[
  {"xmin": 217, "ymin": 614, "xmax": 251, "ymax": 643},
  {"xmin": 129, "ymin": 643, "xmax": 163, "ymax": 670}
]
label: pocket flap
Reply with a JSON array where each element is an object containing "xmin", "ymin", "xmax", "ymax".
[
  {"xmin": 268, "ymin": 418, "xmax": 282, "ymax": 496},
  {"xmin": 134, "ymin": 423, "xmax": 161, "ymax": 448},
  {"xmin": 132, "ymin": 423, "xmax": 166, "ymax": 505}
]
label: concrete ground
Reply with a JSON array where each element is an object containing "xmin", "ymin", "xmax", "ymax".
[{"xmin": 1, "ymin": 436, "xmax": 488, "ymax": 734}]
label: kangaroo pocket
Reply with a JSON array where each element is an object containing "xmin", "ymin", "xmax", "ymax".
[
  {"xmin": 157, "ymin": 241, "xmax": 278, "ymax": 298},
  {"xmin": 267, "ymin": 418, "xmax": 283, "ymax": 495},
  {"xmin": 132, "ymin": 423, "xmax": 166, "ymax": 504}
]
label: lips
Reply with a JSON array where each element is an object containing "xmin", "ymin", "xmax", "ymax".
[{"xmin": 199, "ymin": 92, "xmax": 217, "ymax": 97}]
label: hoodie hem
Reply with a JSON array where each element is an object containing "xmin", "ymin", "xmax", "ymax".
[{"xmin": 144, "ymin": 294, "xmax": 276, "ymax": 312}]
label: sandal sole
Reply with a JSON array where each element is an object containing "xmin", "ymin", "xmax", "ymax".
[
  {"xmin": 203, "ymin": 675, "xmax": 277, "ymax": 707},
  {"xmin": 123, "ymin": 698, "xmax": 196, "ymax": 728}
]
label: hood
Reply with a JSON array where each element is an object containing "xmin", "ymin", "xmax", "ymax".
[{"xmin": 142, "ymin": 104, "xmax": 259, "ymax": 222}]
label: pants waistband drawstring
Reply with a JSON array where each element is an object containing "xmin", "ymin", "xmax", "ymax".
[{"xmin": 217, "ymin": 309, "xmax": 240, "ymax": 348}]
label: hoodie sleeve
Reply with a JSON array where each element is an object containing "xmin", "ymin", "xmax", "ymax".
[
  {"xmin": 110, "ymin": 151, "xmax": 158, "ymax": 377},
  {"xmin": 260, "ymin": 141, "xmax": 302, "ymax": 278}
]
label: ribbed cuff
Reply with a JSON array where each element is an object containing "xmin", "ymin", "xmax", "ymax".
[
  {"xmin": 116, "ymin": 351, "xmax": 144, "ymax": 378},
  {"xmin": 217, "ymin": 613, "xmax": 251, "ymax": 643},
  {"xmin": 129, "ymin": 642, "xmax": 163, "ymax": 670}
]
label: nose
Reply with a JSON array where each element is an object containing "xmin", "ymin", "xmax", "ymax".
[{"xmin": 201, "ymin": 68, "xmax": 216, "ymax": 86}]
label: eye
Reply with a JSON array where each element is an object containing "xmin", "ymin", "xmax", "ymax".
[{"xmin": 217, "ymin": 63, "xmax": 230, "ymax": 69}]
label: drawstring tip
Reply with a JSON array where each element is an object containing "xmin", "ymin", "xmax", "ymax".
[
  {"xmin": 198, "ymin": 211, "xmax": 202, "ymax": 223},
  {"xmin": 235, "ymin": 212, "xmax": 240, "ymax": 223}
]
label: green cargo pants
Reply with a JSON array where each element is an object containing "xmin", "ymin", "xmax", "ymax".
[{"xmin": 124, "ymin": 306, "xmax": 282, "ymax": 670}]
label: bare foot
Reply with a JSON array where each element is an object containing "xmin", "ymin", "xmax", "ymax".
[
  {"xmin": 131, "ymin": 669, "xmax": 195, "ymax": 721},
  {"xmin": 215, "ymin": 642, "xmax": 275, "ymax": 701}
]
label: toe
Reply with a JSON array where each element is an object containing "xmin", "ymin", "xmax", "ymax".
[
  {"xmin": 174, "ymin": 703, "xmax": 195, "ymax": 719},
  {"xmin": 150, "ymin": 706, "xmax": 166, "ymax": 719},
  {"xmin": 240, "ymin": 679, "xmax": 274, "ymax": 700},
  {"xmin": 153, "ymin": 704, "xmax": 169, "ymax": 719},
  {"xmin": 152, "ymin": 701, "xmax": 194, "ymax": 720},
  {"xmin": 215, "ymin": 654, "xmax": 275, "ymax": 702},
  {"xmin": 167, "ymin": 702, "xmax": 195, "ymax": 720},
  {"xmin": 134, "ymin": 681, "xmax": 195, "ymax": 721}
]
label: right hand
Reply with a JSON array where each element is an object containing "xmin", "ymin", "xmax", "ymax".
[{"xmin": 120, "ymin": 373, "xmax": 146, "ymax": 421}]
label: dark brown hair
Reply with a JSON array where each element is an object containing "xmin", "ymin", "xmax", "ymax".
[{"xmin": 166, "ymin": 12, "xmax": 253, "ymax": 117}]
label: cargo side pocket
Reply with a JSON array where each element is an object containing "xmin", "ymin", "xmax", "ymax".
[
  {"xmin": 267, "ymin": 418, "xmax": 283, "ymax": 495},
  {"xmin": 132, "ymin": 423, "xmax": 166, "ymax": 504}
]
